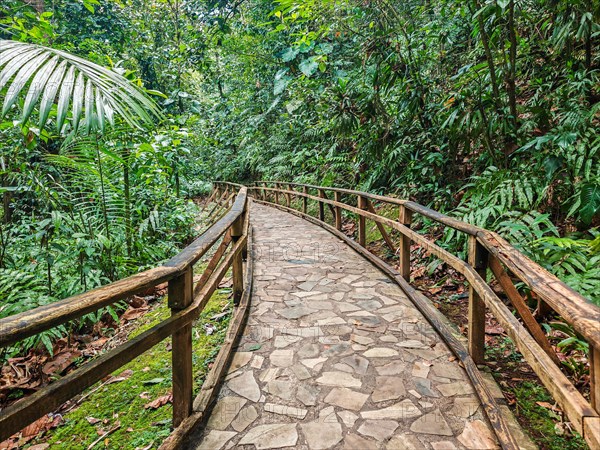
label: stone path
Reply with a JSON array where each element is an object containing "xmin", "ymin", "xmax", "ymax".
[{"xmin": 189, "ymin": 204, "xmax": 500, "ymax": 449}]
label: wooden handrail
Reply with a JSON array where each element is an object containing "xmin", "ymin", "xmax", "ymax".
[
  {"xmin": 0, "ymin": 186, "xmax": 250, "ymax": 443},
  {"xmin": 244, "ymin": 182, "xmax": 600, "ymax": 349},
  {"xmin": 215, "ymin": 180, "xmax": 600, "ymax": 449}
]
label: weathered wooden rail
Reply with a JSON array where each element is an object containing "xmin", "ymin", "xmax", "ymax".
[
  {"xmin": 0, "ymin": 188, "xmax": 252, "ymax": 448},
  {"xmin": 212, "ymin": 180, "xmax": 600, "ymax": 450}
]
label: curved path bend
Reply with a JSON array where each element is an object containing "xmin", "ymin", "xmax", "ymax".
[{"xmin": 190, "ymin": 204, "xmax": 501, "ymax": 450}]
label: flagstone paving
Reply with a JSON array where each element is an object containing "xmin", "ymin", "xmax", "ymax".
[{"xmin": 189, "ymin": 204, "xmax": 500, "ymax": 449}]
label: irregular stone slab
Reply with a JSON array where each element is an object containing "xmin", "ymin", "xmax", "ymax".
[
  {"xmin": 340, "ymin": 354, "xmax": 369, "ymax": 375},
  {"xmin": 276, "ymin": 305, "xmax": 316, "ymax": 319},
  {"xmin": 458, "ymin": 420, "xmax": 499, "ymax": 449},
  {"xmin": 206, "ymin": 396, "xmax": 247, "ymax": 430},
  {"xmin": 361, "ymin": 398, "xmax": 421, "ymax": 420},
  {"xmin": 282, "ymin": 326, "xmax": 323, "ymax": 338},
  {"xmin": 337, "ymin": 410, "xmax": 358, "ymax": 427},
  {"xmin": 398, "ymin": 339, "xmax": 430, "ymax": 349},
  {"xmin": 238, "ymin": 423, "xmax": 298, "ymax": 449},
  {"xmin": 334, "ymin": 363, "xmax": 354, "ymax": 373},
  {"xmin": 363, "ymin": 347, "xmax": 399, "ymax": 357},
  {"xmin": 298, "ymin": 281, "xmax": 318, "ymax": 291},
  {"xmin": 412, "ymin": 360, "xmax": 432, "ymax": 378},
  {"xmin": 387, "ymin": 433, "xmax": 427, "ymax": 450},
  {"xmin": 297, "ymin": 384, "xmax": 319, "ymax": 406},
  {"xmin": 410, "ymin": 409, "xmax": 453, "ymax": 436},
  {"xmin": 356, "ymin": 299, "xmax": 382, "ymax": 311},
  {"xmin": 301, "ymin": 357, "xmax": 327, "ymax": 369},
  {"xmin": 409, "ymin": 389, "xmax": 422, "ymax": 399},
  {"xmin": 342, "ymin": 434, "xmax": 378, "ymax": 450},
  {"xmin": 231, "ymin": 405, "xmax": 258, "ymax": 432},
  {"xmin": 317, "ymin": 316, "xmax": 346, "ymax": 326},
  {"xmin": 227, "ymin": 352, "xmax": 253, "ymax": 373},
  {"xmin": 376, "ymin": 361, "xmax": 406, "ymax": 375},
  {"xmin": 430, "ymin": 441, "xmax": 458, "ymax": 450},
  {"xmin": 270, "ymin": 349, "xmax": 294, "ymax": 367},
  {"xmin": 339, "ymin": 303, "xmax": 361, "ymax": 312},
  {"xmin": 274, "ymin": 335, "xmax": 302, "ymax": 348},
  {"xmin": 291, "ymin": 363, "xmax": 312, "ymax": 381},
  {"xmin": 227, "ymin": 371, "xmax": 260, "ymax": 402},
  {"xmin": 266, "ymin": 379, "xmax": 294, "ymax": 401},
  {"xmin": 259, "ymin": 368, "xmax": 279, "ymax": 383},
  {"xmin": 351, "ymin": 333, "xmax": 374, "ymax": 345},
  {"xmin": 437, "ymin": 381, "xmax": 475, "ymax": 397},
  {"xmin": 451, "ymin": 397, "xmax": 480, "ymax": 418},
  {"xmin": 324, "ymin": 387, "xmax": 369, "ymax": 410},
  {"xmin": 251, "ymin": 355, "xmax": 264, "ymax": 369},
  {"xmin": 431, "ymin": 362, "xmax": 466, "ymax": 380},
  {"xmin": 380, "ymin": 335, "xmax": 398, "ymax": 343},
  {"xmin": 316, "ymin": 371, "xmax": 362, "ymax": 388},
  {"xmin": 264, "ymin": 403, "xmax": 308, "ymax": 419},
  {"xmin": 358, "ymin": 419, "xmax": 398, "ymax": 440},
  {"xmin": 298, "ymin": 343, "xmax": 320, "ymax": 358},
  {"xmin": 197, "ymin": 430, "xmax": 237, "ymax": 450},
  {"xmin": 300, "ymin": 416, "xmax": 343, "ymax": 449},
  {"xmin": 372, "ymin": 376, "xmax": 407, "ymax": 402},
  {"xmin": 322, "ymin": 342, "xmax": 352, "ymax": 357},
  {"xmin": 414, "ymin": 377, "xmax": 439, "ymax": 398}
]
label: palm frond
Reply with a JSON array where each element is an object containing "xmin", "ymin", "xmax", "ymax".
[{"xmin": 0, "ymin": 40, "xmax": 163, "ymax": 133}]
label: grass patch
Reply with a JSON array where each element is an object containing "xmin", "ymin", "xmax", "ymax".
[
  {"xmin": 506, "ymin": 380, "xmax": 587, "ymax": 450},
  {"xmin": 37, "ymin": 287, "xmax": 232, "ymax": 450}
]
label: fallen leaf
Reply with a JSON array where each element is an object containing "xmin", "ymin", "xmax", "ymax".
[
  {"xmin": 139, "ymin": 392, "xmax": 151, "ymax": 399},
  {"xmin": 122, "ymin": 307, "xmax": 149, "ymax": 321},
  {"xmin": 536, "ymin": 401, "xmax": 562, "ymax": 413},
  {"xmin": 86, "ymin": 417, "xmax": 101, "ymax": 425},
  {"xmin": 42, "ymin": 351, "xmax": 81, "ymax": 375},
  {"xmin": 142, "ymin": 378, "xmax": 165, "ymax": 385},
  {"xmin": 89, "ymin": 337, "xmax": 109, "ymax": 349},
  {"xmin": 105, "ymin": 369, "xmax": 134, "ymax": 385},
  {"xmin": 144, "ymin": 394, "xmax": 172, "ymax": 410}
]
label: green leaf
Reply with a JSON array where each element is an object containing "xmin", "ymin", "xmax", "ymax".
[{"xmin": 299, "ymin": 57, "xmax": 318, "ymax": 77}]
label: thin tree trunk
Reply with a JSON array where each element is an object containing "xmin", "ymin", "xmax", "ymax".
[
  {"xmin": 474, "ymin": 0, "xmax": 502, "ymax": 112},
  {"xmin": 507, "ymin": 0, "xmax": 518, "ymax": 127}
]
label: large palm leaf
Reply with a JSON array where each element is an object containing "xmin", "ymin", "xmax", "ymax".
[{"xmin": 0, "ymin": 40, "xmax": 163, "ymax": 133}]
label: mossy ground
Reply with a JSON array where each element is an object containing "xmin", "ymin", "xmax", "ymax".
[
  {"xmin": 34, "ymin": 286, "xmax": 232, "ymax": 450},
  {"xmin": 486, "ymin": 338, "xmax": 587, "ymax": 450}
]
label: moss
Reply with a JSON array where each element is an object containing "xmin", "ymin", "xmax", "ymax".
[
  {"xmin": 501, "ymin": 380, "xmax": 587, "ymax": 450},
  {"xmin": 37, "ymin": 288, "xmax": 232, "ymax": 450}
]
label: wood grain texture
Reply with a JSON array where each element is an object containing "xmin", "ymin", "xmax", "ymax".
[
  {"xmin": 398, "ymin": 205, "xmax": 412, "ymax": 281},
  {"xmin": 468, "ymin": 236, "xmax": 487, "ymax": 365},
  {"xmin": 489, "ymin": 255, "xmax": 561, "ymax": 366}
]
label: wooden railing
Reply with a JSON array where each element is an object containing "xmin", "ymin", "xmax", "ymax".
[
  {"xmin": 0, "ymin": 187, "xmax": 251, "ymax": 448},
  {"xmin": 215, "ymin": 180, "xmax": 600, "ymax": 450}
]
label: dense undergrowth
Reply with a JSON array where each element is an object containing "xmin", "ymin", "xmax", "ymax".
[{"xmin": 0, "ymin": 0, "xmax": 598, "ymax": 448}]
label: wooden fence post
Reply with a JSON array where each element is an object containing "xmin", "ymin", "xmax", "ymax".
[
  {"xmin": 285, "ymin": 184, "xmax": 291, "ymax": 207},
  {"xmin": 468, "ymin": 236, "xmax": 488, "ymax": 365},
  {"xmin": 275, "ymin": 183, "xmax": 280, "ymax": 205},
  {"xmin": 231, "ymin": 214, "xmax": 245, "ymax": 306},
  {"xmin": 334, "ymin": 191, "xmax": 342, "ymax": 230},
  {"xmin": 318, "ymin": 189, "xmax": 325, "ymax": 221},
  {"xmin": 169, "ymin": 266, "xmax": 193, "ymax": 427},
  {"xmin": 591, "ymin": 346, "xmax": 600, "ymax": 414},
  {"xmin": 398, "ymin": 206, "xmax": 412, "ymax": 280},
  {"xmin": 302, "ymin": 186, "xmax": 308, "ymax": 214},
  {"xmin": 358, "ymin": 195, "xmax": 367, "ymax": 247}
]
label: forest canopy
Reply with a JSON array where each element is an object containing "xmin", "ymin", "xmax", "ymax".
[{"xmin": 0, "ymin": 0, "xmax": 599, "ymax": 345}]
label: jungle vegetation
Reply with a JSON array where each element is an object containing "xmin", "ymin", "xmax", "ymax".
[{"xmin": 0, "ymin": 0, "xmax": 598, "ymax": 446}]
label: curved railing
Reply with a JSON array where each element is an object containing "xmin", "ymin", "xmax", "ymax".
[
  {"xmin": 213, "ymin": 180, "xmax": 600, "ymax": 449},
  {"xmin": 0, "ymin": 187, "xmax": 252, "ymax": 449}
]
